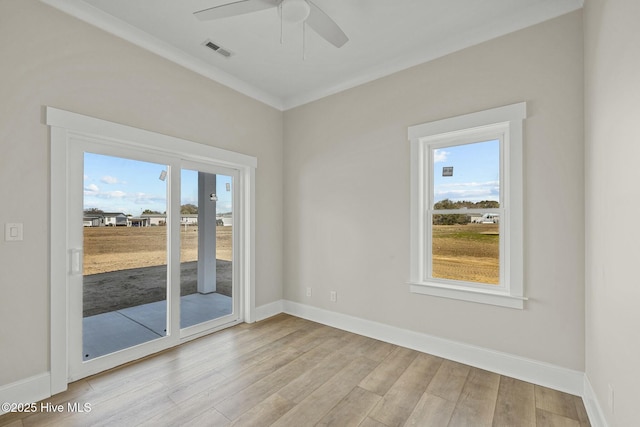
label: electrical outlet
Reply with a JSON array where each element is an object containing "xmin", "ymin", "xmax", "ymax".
[
  {"xmin": 608, "ymin": 384, "xmax": 614, "ymax": 413},
  {"xmin": 330, "ymin": 291, "xmax": 337, "ymax": 302},
  {"xmin": 5, "ymin": 223, "xmax": 23, "ymax": 241},
  {"xmin": 306, "ymin": 287, "xmax": 312, "ymax": 297}
]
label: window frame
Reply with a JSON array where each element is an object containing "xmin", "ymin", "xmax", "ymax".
[
  {"xmin": 47, "ymin": 106, "xmax": 257, "ymax": 392},
  {"xmin": 408, "ymin": 103, "xmax": 526, "ymax": 309}
]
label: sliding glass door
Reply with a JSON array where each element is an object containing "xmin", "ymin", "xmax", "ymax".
[{"xmin": 67, "ymin": 142, "xmax": 241, "ymax": 380}]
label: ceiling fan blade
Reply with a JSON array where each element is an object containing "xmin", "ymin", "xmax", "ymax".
[
  {"xmin": 194, "ymin": 0, "xmax": 278, "ymax": 21},
  {"xmin": 306, "ymin": 1, "xmax": 348, "ymax": 48}
]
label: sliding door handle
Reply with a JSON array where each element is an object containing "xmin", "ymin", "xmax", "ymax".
[{"xmin": 70, "ymin": 248, "xmax": 83, "ymax": 276}]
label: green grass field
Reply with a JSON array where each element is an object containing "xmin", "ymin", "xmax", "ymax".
[{"xmin": 432, "ymin": 223, "xmax": 499, "ymax": 284}]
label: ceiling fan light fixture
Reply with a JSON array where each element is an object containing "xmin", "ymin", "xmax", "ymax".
[{"xmin": 279, "ymin": 0, "xmax": 310, "ymax": 24}]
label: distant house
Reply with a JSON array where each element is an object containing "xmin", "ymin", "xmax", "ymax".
[
  {"xmin": 481, "ymin": 213, "xmax": 499, "ymax": 223},
  {"xmin": 83, "ymin": 216, "xmax": 103, "ymax": 227},
  {"xmin": 140, "ymin": 214, "xmax": 166, "ymax": 226},
  {"xmin": 469, "ymin": 213, "xmax": 483, "ymax": 223},
  {"xmin": 218, "ymin": 213, "xmax": 232, "ymax": 226},
  {"xmin": 102, "ymin": 212, "xmax": 128, "ymax": 226},
  {"xmin": 128, "ymin": 217, "xmax": 150, "ymax": 227},
  {"xmin": 181, "ymin": 214, "xmax": 198, "ymax": 225}
]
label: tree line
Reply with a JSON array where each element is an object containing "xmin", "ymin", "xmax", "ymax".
[
  {"xmin": 433, "ymin": 199, "xmax": 499, "ymax": 225},
  {"xmin": 141, "ymin": 204, "xmax": 199, "ymax": 215},
  {"xmin": 84, "ymin": 204, "xmax": 198, "ymax": 216}
]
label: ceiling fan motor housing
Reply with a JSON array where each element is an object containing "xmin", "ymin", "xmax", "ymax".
[{"xmin": 279, "ymin": 0, "xmax": 311, "ymax": 23}]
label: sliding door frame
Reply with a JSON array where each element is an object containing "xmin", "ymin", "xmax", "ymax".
[{"xmin": 48, "ymin": 107, "xmax": 257, "ymax": 393}]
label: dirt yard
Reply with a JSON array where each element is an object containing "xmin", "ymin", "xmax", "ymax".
[
  {"xmin": 432, "ymin": 223, "xmax": 500, "ymax": 284},
  {"xmin": 83, "ymin": 226, "xmax": 233, "ymax": 316},
  {"xmin": 83, "ymin": 225, "xmax": 232, "ymax": 275}
]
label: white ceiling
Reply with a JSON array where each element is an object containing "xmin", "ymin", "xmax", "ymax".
[{"xmin": 41, "ymin": 0, "xmax": 583, "ymax": 110}]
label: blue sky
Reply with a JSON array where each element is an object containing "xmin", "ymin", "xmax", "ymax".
[
  {"xmin": 432, "ymin": 139, "xmax": 500, "ymax": 203},
  {"xmin": 83, "ymin": 153, "xmax": 233, "ymax": 216}
]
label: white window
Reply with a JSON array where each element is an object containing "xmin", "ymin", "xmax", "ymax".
[{"xmin": 408, "ymin": 103, "xmax": 526, "ymax": 309}]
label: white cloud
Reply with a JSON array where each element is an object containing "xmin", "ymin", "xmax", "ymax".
[
  {"xmin": 441, "ymin": 180, "xmax": 499, "ymax": 188},
  {"xmin": 94, "ymin": 190, "xmax": 126, "ymax": 199},
  {"xmin": 84, "ymin": 184, "xmax": 99, "ymax": 195},
  {"xmin": 434, "ymin": 180, "xmax": 500, "ymax": 202},
  {"xmin": 101, "ymin": 175, "xmax": 120, "ymax": 184},
  {"xmin": 217, "ymin": 201, "xmax": 233, "ymax": 212},
  {"xmin": 85, "ymin": 190, "xmax": 167, "ymax": 215},
  {"xmin": 433, "ymin": 149, "xmax": 449, "ymax": 163}
]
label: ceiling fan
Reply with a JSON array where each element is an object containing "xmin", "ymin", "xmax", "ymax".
[{"xmin": 194, "ymin": 0, "xmax": 349, "ymax": 48}]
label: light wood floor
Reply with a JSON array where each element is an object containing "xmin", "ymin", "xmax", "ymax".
[{"xmin": 0, "ymin": 314, "xmax": 590, "ymax": 427}]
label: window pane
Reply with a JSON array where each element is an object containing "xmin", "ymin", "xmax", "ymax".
[
  {"xmin": 433, "ymin": 140, "xmax": 500, "ymax": 208},
  {"xmin": 83, "ymin": 153, "xmax": 168, "ymax": 360},
  {"xmin": 180, "ymin": 169, "xmax": 233, "ymax": 328},
  {"xmin": 431, "ymin": 216, "xmax": 499, "ymax": 285}
]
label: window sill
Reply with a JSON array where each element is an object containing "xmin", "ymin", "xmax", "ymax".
[{"xmin": 408, "ymin": 281, "xmax": 525, "ymax": 309}]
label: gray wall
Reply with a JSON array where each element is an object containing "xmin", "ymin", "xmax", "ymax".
[
  {"xmin": 284, "ymin": 11, "xmax": 585, "ymax": 370},
  {"xmin": 0, "ymin": 0, "xmax": 284, "ymax": 386},
  {"xmin": 584, "ymin": 0, "xmax": 640, "ymax": 425}
]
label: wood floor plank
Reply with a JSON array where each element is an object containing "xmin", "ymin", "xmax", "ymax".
[
  {"xmin": 286, "ymin": 324, "xmax": 344, "ymax": 353},
  {"xmin": 276, "ymin": 336, "xmax": 377, "ymax": 404},
  {"xmin": 358, "ymin": 417, "xmax": 388, "ymax": 427},
  {"xmin": 136, "ymin": 404, "xmax": 211, "ymax": 427},
  {"xmin": 213, "ymin": 321, "xmax": 326, "ymax": 378},
  {"xmin": 448, "ymin": 367, "xmax": 500, "ymax": 427},
  {"xmin": 180, "ymin": 407, "xmax": 231, "ymax": 427},
  {"xmin": 536, "ymin": 408, "xmax": 581, "ymax": 427},
  {"xmin": 426, "ymin": 359, "xmax": 471, "ymax": 402},
  {"xmin": 180, "ymin": 346, "xmax": 303, "ymax": 406},
  {"xmin": 534, "ymin": 386, "xmax": 579, "ymax": 420},
  {"xmin": 573, "ymin": 396, "xmax": 591, "ymax": 427},
  {"xmin": 316, "ymin": 386, "xmax": 381, "ymax": 427},
  {"xmin": 271, "ymin": 356, "xmax": 379, "ymax": 426},
  {"xmin": 165, "ymin": 367, "xmax": 228, "ymax": 405},
  {"xmin": 493, "ymin": 376, "xmax": 536, "ymax": 427},
  {"xmin": 358, "ymin": 346, "xmax": 418, "ymax": 396},
  {"xmin": 368, "ymin": 353, "xmax": 443, "ymax": 427},
  {"xmin": 403, "ymin": 392, "xmax": 456, "ymax": 427},
  {"xmin": 85, "ymin": 381, "xmax": 171, "ymax": 427},
  {"xmin": 228, "ymin": 394, "xmax": 295, "ymax": 427},
  {"xmin": 143, "ymin": 385, "xmax": 228, "ymax": 427},
  {"xmin": 214, "ymin": 338, "xmax": 340, "ymax": 420},
  {"xmin": 357, "ymin": 339, "xmax": 397, "ymax": 363}
]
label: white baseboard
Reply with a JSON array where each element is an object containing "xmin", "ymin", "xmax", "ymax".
[
  {"xmin": 283, "ymin": 300, "xmax": 585, "ymax": 396},
  {"xmin": 582, "ymin": 376, "xmax": 608, "ymax": 427},
  {"xmin": 0, "ymin": 373, "xmax": 51, "ymax": 415},
  {"xmin": 254, "ymin": 299, "xmax": 285, "ymax": 322}
]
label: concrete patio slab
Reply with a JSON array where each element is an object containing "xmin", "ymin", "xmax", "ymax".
[
  {"xmin": 83, "ymin": 292, "xmax": 232, "ymax": 361},
  {"xmin": 82, "ymin": 311, "xmax": 161, "ymax": 360},
  {"xmin": 119, "ymin": 300, "xmax": 167, "ymax": 336},
  {"xmin": 181, "ymin": 292, "xmax": 232, "ymax": 328}
]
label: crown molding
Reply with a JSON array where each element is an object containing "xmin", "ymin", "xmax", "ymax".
[
  {"xmin": 40, "ymin": 0, "xmax": 583, "ymax": 112},
  {"xmin": 39, "ymin": 0, "xmax": 284, "ymax": 110},
  {"xmin": 281, "ymin": 0, "xmax": 584, "ymax": 109}
]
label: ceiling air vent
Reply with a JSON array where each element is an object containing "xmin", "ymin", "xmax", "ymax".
[{"xmin": 203, "ymin": 40, "xmax": 233, "ymax": 58}]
